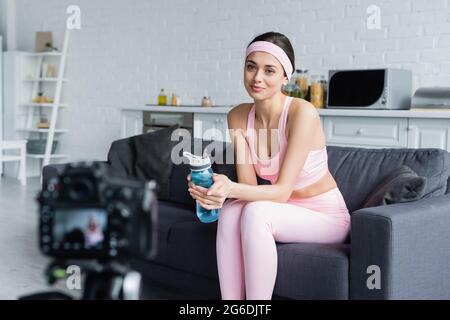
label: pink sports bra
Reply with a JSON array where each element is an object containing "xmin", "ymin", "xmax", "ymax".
[{"xmin": 246, "ymin": 96, "xmax": 328, "ymax": 189}]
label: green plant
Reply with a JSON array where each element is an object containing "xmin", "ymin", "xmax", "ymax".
[{"xmin": 45, "ymin": 42, "xmax": 58, "ymax": 51}]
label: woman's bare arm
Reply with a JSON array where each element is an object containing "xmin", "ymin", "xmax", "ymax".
[{"xmin": 227, "ymin": 105, "xmax": 258, "ymax": 186}]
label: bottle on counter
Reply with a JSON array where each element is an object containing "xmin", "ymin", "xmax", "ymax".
[
  {"xmin": 158, "ymin": 89, "xmax": 167, "ymax": 106},
  {"xmin": 201, "ymin": 96, "xmax": 212, "ymax": 107},
  {"xmin": 171, "ymin": 94, "xmax": 178, "ymax": 106}
]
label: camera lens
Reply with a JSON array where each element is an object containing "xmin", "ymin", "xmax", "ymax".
[{"xmin": 68, "ymin": 178, "xmax": 95, "ymax": 201}]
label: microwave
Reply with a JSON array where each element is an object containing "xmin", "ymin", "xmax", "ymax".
[{"xmin": 326, "ymin": 68, "xmax": 412, "ymax": 110}]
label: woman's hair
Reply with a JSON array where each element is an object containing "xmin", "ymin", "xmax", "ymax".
[{"xmin": 247, "ymin": 32, "xmax": 295, "ymax": 77}]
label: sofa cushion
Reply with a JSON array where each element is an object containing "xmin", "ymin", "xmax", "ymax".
[
  {"xmin": 327, "ymin": 147, "xmax": 450, "ymax": 213},
  {"xmin": 151, "ymin": 200, "xmax": 197, "ymax": 264},
  {"xmin": 274, "ymin": 243, "xmax": 350, "ymax": 300},
  {"xmin": 164, "ymin": 220, "xmax": 219, "ymax": 279},
  {"xmin": 361, "ymin": 165, "xmax": 427, "ymax": 208},
  {"xmin": 156, "ymin": 210, "xmax": 350, "ymax": 299}
]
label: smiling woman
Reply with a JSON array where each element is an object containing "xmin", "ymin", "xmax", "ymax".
[{"xmin": 187, "ymin": 31, "xmax": 351, "ymax": 301}]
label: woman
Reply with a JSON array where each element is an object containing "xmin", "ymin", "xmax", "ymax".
[{"xmin": 187, "ymin": 32, "xmax": 350, "ymax": 300}]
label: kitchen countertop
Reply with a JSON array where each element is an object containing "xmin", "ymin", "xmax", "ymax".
[
  {"xmin": 122, "ymin": 105, "xmax": 450, "ymax": 118},
  {"xmin": 122, "ymin": 105, "xmax": 234, "ymax": 114},
  {"xmin": 319, "ymin": 108, "xmax": 450, "ymax": 119}
]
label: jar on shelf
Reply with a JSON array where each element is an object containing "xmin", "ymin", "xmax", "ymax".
[
  {"xmin": 281, "ymin": 82, "xmax": 296, "ymax": 97},
  {"xmin": 295, "ymin": 69, "xmax": 309, "ymax": 99},
  {"xmin": 319, "ymin": 75, "xmax": 328, "ymax": 108},
  {"xmin": 310, "ymin": 75, "xmax": 325, "ymax": 108},
  {"xmin": 282, "ymin": 69, "xmax": 309, "ymax": 99},
  {"xmin": 37, "ymin": 116, "xmax": 50, "ymax": 129}
]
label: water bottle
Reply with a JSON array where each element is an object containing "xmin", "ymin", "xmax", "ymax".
[{"xmin": 183, "ymin": 151, "xmax": 220, "ymax": 223}]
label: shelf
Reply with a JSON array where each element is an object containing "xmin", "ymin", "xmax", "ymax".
[
  {"xmin": 0, "ymin": 155, "xmax": 23, "ymax": 162},
  {"xmin": 22, "ymin": 103, "xmax": 68, "ymax": 108},
  {"xmin": 27, "ymin": 153, "xmax": 68, "ymax": 159},
  {"xmin": 24, "ymin": 78, "xmax": 68, "ymax": 82},
  {"xmin": 18, "ymin": 129, "xmax": 69, "ymax": 133},
  {"xmin": 24, "ymin": 52, "xmax": 63, "ymax": 57}
]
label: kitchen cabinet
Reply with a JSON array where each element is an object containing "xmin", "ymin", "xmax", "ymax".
[
  {"xmin": 319, "ymin": 109, "xmax": 450, "ymax": 151},
  {"xmin": 323, "ymin": 116, "xmax": 408, "ymax": 148},
  {"xmin": 121, "ymin": 106, "xmax": 232, "ymax": 142},
  {"xmin": 121, "ymin": 106, "xmax": 450, "ymax": 153},
  {"xmin": 406, "ymin": 118, "xmax": 450, "ymax": 150},
  {"xmin": 193, "ymin": 113, "xmax": 230, "ymax": 142}
]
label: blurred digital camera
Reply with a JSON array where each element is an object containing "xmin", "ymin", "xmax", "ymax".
[{"xmin": 37, "ymin": 162, "xmax": 158, "ymax": 261}]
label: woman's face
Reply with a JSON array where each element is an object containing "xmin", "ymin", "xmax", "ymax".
[{"xmin": 244, "ymin": 51, "xmax": 288, "ymax": 100}]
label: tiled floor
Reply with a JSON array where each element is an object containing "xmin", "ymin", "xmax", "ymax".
[{"xmin": 0, "ymin": 176, "xmax": 198, "ymax": 300}]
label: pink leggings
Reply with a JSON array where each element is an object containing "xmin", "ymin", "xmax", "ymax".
[{"xmin": 216, "ymin": 187, "xmax": 351, "ymax": 300}]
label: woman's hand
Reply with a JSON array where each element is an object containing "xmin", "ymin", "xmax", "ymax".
[{"xmin": 187, "ymin": 174, "xmax": 233, "ymax": 210}]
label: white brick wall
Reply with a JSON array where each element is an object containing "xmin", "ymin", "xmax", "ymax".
[{"xmin": 10, "ymin": 0, "xmax": 450, "ymax": 162}]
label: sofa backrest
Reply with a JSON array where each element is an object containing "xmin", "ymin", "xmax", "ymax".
[
  {"xmin": 167, "ymin": 139, "xmax": 450, "ymax": 213},
  {"xmin": 326, "ymin": 146, "xmax": 450, "ymax": 212}
]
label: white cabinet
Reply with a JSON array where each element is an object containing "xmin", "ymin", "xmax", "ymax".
[
  {"xmin": 193, "ymin": 113, "xmax": 230, "ymax": 142},
  {"xmin": 323, "ymin": 116, "xmax": 408, "ymax": 148},
  {"xmin": 407, "ymin": 118, "xmax": 450, "ymax": 150},
  {"xmin": 319, "ymin": 109, "xmax": 450, "ymax": 152}
]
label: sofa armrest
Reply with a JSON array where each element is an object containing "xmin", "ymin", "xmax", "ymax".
[
  {"xmin": 350, "ymin": 193, "xmax": 450, "ymax": 300},
  {"xmin": 42, "ymin": 162, "xmax": 107, "ymax": 190}
]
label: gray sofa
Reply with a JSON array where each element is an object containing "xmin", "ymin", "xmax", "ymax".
[{"xmin": 42, "ymin": 140, "xmax": 450, "ymax": 299}]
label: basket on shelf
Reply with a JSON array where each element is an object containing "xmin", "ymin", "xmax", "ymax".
[{"xmin": 27, "ymin": 139, "xmax": 58, "ymax": 154}]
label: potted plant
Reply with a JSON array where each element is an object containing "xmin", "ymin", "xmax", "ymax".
[{"xmin": 44, "ymin": 42, "xmax": 58, "ymax": 52}]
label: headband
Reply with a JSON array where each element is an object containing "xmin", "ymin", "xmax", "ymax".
[{"xmin": 245, "ymin": 41, "xmax": 293, "ymax": 81}]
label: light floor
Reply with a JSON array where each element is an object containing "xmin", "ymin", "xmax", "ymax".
[{"xmin": 0, "ymin": 176, "xmax": 201, "ymax": 300}]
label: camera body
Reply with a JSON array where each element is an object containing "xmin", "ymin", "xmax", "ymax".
[{"xmin": 38, "ymin": 162, "xmax": 158, "ymax": 261}]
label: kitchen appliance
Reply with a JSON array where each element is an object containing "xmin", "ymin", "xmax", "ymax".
[
  {"xmin": 411, "ymin": 87, "xmax": 450, "ymax": 109},
  {"xmin": 143, "ymin": 111, "xmax": 193, "ymax": 134},
  {"xmin": 326, "ymin": 68, "xmax": 412, "ymax": 110}
]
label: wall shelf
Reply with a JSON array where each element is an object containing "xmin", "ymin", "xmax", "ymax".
[
  {"xmin": 18, "ymin": 129, "xmax": 69, "ymax": 133},
  {"xmin": 3, "ymin": 29, "xmax": 71, "ymax": 178},
  {"xmin": 26, "ymin": 154, "xmax": 68, "ymax": 159},
  {"xmin": 22, "ymin": 103, "xmax": 68, "ymax": 108},
  {"xmin": 24, "ymin": 52, "xmax": 63, "ymax": 57},
  {"xmin": 24, "ymin": 78, "xmax": 68, "ymax": 82}
]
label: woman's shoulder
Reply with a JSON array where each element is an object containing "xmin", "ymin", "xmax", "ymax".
[
  {"xmin": 227, "ymin": 103, "xmax": 253, "ymax": 130},
  {"xmin": 229, "ymin": 103, "xmax": 253, "ymax": 116},
  {"xmin": 285, "ymin": 98, "xmax": 321, "ymax": 140},
  {"xmin": 288, "ymin": 97, "xmax": 320, "ymax": 120}
]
